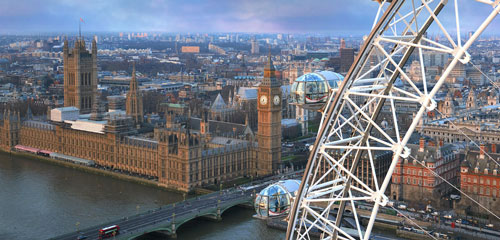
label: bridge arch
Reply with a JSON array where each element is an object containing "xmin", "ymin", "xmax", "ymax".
[
  {"xmin": 220, "ymin": 202, "xmax": 247, "ymax": 216},
  {"xmin": 126, "ymin": 199, "xmax": 253, "ymax": 240}
]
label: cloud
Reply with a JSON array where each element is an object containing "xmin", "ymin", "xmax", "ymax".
[{"xmin": 0, "ymin": 0, "xmax": 498, "ymax": 34}]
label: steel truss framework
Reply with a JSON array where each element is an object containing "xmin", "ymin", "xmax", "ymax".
[{"xmin": 286, "ymin": 0, "xmax": 500, "ymax": 240}]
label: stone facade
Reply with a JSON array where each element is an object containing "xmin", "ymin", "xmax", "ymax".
[
  {"xmin": 125, "ymin": 63, "xmax": 143, "ymax": 126},
  {"xmin": 0, "ymin": 113, "xmax": 257, "ymax": 192},
  {"xmin": 63, "ymin": 38, "xmax": 97, "ymax": 114},
  {"xmin": 418, "ymin": 118, "xmax": 500, "ymax": 145},
  {"xmin": 257, "ymin": 54, "xmax": 282, "ymax": 176}
]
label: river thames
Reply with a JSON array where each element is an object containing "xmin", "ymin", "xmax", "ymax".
[{"xmin": 0, "ymin": 152, "xmax": 285, "ymax": 240}]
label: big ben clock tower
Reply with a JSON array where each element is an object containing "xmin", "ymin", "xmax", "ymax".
[{"xmin": 257, "ymin": 51, "xmax": 281, "ymax": 176}]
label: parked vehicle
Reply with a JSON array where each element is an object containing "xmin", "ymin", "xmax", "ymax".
[
  {"xmin": 431, "ymin": 211, "xmax": 439, "ymax": 216},
  {"xmin": 426, "ymin": 204, "xmax": 434, "ymax": 212},
  {"xmin": 485, "ymin": 223, "xmax": 494, "ymax": 229},
  {"xmin": 397, "ymin": 204, "xmax": 407, "ymax": 210},
  {"xmin": 402, "ymin": 226, "xmax": 413, "ymax": 231},
  {"xmin": 456, "ymin": 219, "xmax": 470, "ymax": 225},
  {"xmin": 450, "ymin": 194, "xmax": 461, "ymax": 200},
  {"xmin": 407, "ymin": 208, "xmax": 416, "ymax": 212},
  {"xmin": 433, "ymin": 232, "xmax": 449, "ymax": 239},
  {"xmin": 443, "ymin": 214, "xmax": 452, "ymax": 219}
]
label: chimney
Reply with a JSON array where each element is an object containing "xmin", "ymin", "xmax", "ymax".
[
  {"xmin": 419, "ymin": 137, "xmax": 425, "ymax": 152},
  {"xmin": 480, "ymin": 144, "xmax": 485, "ymax": 159},
  {"xmin": 492, "ymin": 144, "xmax": 497, "ymax": 154},
  {"xmin": 439, "ymin": 139, "xmax": 444, "ymax": 147}
]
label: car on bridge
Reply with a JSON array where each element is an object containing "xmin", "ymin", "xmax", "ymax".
[{"xmin": 76, "ymin": 235, "xmax": 87, "ymax": 240}]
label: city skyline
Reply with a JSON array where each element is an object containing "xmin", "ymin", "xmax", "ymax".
[
  {"xmin": 1, "ymin": 1, "xmax": 500, "ymax": 239},
  {"xmin": 2, "ymin": 0, "xmax": 500, "ymax": 35}
]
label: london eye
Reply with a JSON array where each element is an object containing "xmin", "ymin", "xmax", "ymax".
[{"xmin": 286, "ymin": 0, "xmax": 500, "ymax": 239}]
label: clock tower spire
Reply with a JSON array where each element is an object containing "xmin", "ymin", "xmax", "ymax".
[{"xmin": 257, "ymin": 49, "xmax": 281, "ymax": 176}]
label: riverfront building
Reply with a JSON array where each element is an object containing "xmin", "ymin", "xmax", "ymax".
[
  {"xmin": 391, "ymin": 138, "xmax": 463, "ymax": 207},
  {"xmin": 0, "ymin": 38, "xmax": 282, "ymax": 192},
  {"xmin": 458, "ymin": 144, "xmax": 500, "ymax": 216}
]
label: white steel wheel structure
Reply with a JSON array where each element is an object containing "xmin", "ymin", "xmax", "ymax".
[{"xmin": 286, "ymin": 1, "xmax": 500, "ymax": 240}]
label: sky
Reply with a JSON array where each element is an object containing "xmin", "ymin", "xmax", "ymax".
[{"xmin": 0, "ymin": 0, "xmax": 499, "ymax": 35}]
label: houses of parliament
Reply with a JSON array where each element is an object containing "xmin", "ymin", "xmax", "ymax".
[{"xmin": 0, "ymin": 37, "xmax": 282, "ymax": 192}]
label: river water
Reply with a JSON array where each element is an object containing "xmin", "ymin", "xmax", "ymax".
[{"xmin": 0, "ymin": 152, "xmax": 285, "ymax": 240}]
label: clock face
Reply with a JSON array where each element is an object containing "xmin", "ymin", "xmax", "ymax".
[
  {"xmin": 260, "ymin": 95, "xmax": 268, "ymax": 105},
  {"xmin": 273, "ymin": 95, "xmax": 280, "ymax": 105}
]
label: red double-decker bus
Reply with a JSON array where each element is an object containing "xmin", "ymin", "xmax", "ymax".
[{"xmin": 98, "ymin": 225, "xmax": 119, "ymax": 239}]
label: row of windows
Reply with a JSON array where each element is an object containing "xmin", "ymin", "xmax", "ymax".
[
  {"xmin": 395, "ymin": 161, "xmax": 458, "ymax": 176},
  {"xmin": 118, "ymin": 158, "xmax": 157, "ymax": 171},
  {"xmin": 63, "ymin": 137, "xmax": 113, "ymax": 152},
  {"xmin": 67, "ymin": 73, "xmax": 76, "ymax": 85},
  {"xmin": 422, "ymin": 130, "xmax": 500, "ymax": 143},
  {"xmin": 80, "ymin": 72, "xmax": 92, "ymax": 86},
  {"xmin": 464, "ymin": 186, "xmax": 499, "ymax": 197},
  {"xmin": 393, "ymin": 176, "xmax": 435, "ymax": 187},
  {"xmin": 463, "ymin": 177, "xmax": 498, "ymax": 186}
]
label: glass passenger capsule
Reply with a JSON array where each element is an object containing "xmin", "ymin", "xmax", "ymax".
[
  {"xmin": 290, "ymin": 71, "xmax": 344, "ymax": 110},
  {"xmin": 254, "ymin": 180, "xmax": 301, "ymax": 218}
]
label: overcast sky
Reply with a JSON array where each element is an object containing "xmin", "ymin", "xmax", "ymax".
[{"xmin": 0, "ymin": 0, "xmax": 499, "ymax": 35}]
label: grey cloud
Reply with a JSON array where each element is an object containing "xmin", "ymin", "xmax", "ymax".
[{"xmin": 0, "ymin": 0, "xmax": 498, "ymax": 34}]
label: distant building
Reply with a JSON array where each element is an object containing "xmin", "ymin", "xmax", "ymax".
[
  {"xmin": 208, "ymin": 43, "xmax": 226, "ymax": 55},
  {"xmin": 340, "ymin": 38, "xmax": 346, "ymax": 49},
  {"xmin": 437, "ymin": 92, "xmax": 456, "ymax": 118},
  {"xmin": 339, "ymin": 48, "xmax": 354, "ymax": 73},
  {"xmin": 407, "ymin": 61, "xmax": 423, "ymax": 82},
  {"xmin": 181, "ymin": 46, "xmax": 200, "ymax": 53},
  {"xmin": 325, "ymin": 147, "xmax": 392, "ymax": 191},
  {"xmin": 107, "ymin": 96, "xmax": 126, "ymax": 111},
  {"xmin": 251, "ymin": 39, "xmax": 260, "ymax": 55},
  {"xmin": 209, "ymin": 93, "xmax": 236, "ymax": 122}
]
